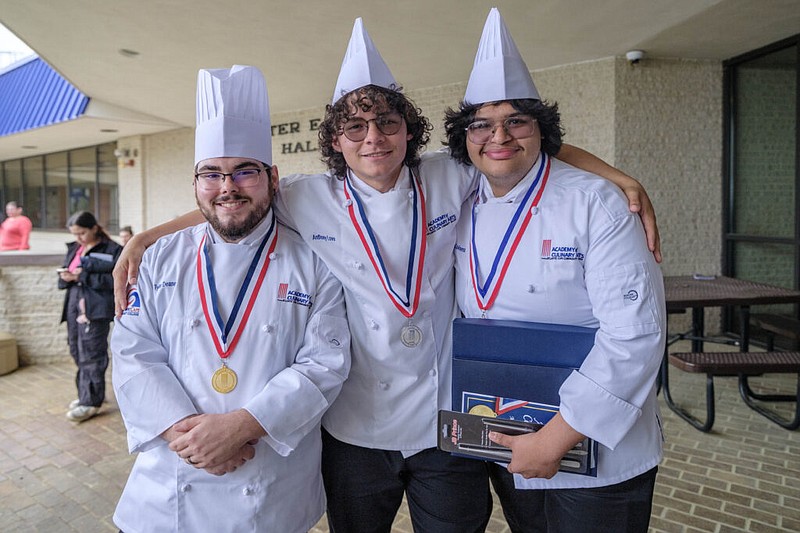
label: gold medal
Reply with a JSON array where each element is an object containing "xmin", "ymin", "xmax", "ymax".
[
  {"xmin": 197, "ymin": 226, "xmax": 276, "ymax": 397},
  {"xmin": 211, "ymin": 365, "xmax": 238, "ymax": 393},
  {"xmin": 469, "ymin": 405, "xmax": 497, "ymax": 417}
]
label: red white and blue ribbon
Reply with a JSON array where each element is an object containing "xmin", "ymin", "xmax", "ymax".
[
  {"xmin": 343, "ymin": 172, "xmax": 427, "ymax": 318},
  {"xmin": 470, "ymin": 152, "xmax": 550, "ymax": 315},
  {"xmin": 196, "ymin": 216, "xmax": 278, "ymax": 359},
  {"xmin": 495, "ymin": 397, "xmax": 530, "ymax": 416}
]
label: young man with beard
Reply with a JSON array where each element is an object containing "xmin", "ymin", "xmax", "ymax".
[
  {"xmin": 110, "ymin": 65, "xmax": 350, "ymax": 533},
  {"xmin": 447, "ymin": 9, "xmax": 665, "ymax": 532},
  {"xmin": 113, "ymin": 19, "xmax": 662, "ymax": 532}
]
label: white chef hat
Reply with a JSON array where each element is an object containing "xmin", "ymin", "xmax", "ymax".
[
  {"xmin": 331, "ymin": 17, "xmax": 398, "ymax": 105},
  {"xmin": 195, "ymin": 65, "xmax": 272, "ymax": 166},
  {"xmin": 464, "ymin": 7, "xmax": 540, "ymax": 105}
]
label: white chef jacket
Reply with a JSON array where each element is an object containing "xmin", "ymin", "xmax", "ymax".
[
  {"xmin": 111, "ymin": 211, "xmax": 350, "ymax": 533},
  {"xmin": 454, "ymin": 154, "xmax": 665, "ymax": 489},
  {"xmin": 275, "ymin": 150, "xmax": 476, "ymax": 452}
]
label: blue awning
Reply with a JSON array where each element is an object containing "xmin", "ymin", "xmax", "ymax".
[{"xmin": 0, "ymin": 57, "xmax": 90, "ymax": 136}]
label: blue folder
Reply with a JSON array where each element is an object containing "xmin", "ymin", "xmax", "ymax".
[
  {"xmin": 451, "ymin": 318, "xmax": 600, "ymax": 475},
  {"xmin": 452, "ymin": 318, "xmax": 598, "ymax": 413}
]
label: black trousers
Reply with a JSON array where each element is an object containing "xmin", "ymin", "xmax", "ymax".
[
  {"xmin": 66, "ymin": 286, "xmax": 110, "ymax": 408},
  {"xmin": 488, "ymin": 462, "xmax": 658, "ymax": 533},
  {"xmin": 321, "ymin": 429, "xmax": 491, "ymax": 533}
]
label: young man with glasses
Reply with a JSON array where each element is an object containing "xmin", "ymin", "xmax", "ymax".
[
  {"xmin": 110, "ymin": 65, "xmax": 350, "ymax": 533},
  {"xmin": 446, "ymin": 10, "xmax": 665, "ymax": 532},
  {"xmin": 113, "ymin": 19, "xmax": 662, "ymax": 532}
]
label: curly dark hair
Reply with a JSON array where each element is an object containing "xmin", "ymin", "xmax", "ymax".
[
  {"xmin": 318, "ymin": 85, "xmax": 432, "ymax": 178},
  {"xmin": 443, "ymin": 99, "xmax": 563, "ymax": 167}
]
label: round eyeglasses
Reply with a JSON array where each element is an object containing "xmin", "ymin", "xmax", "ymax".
[
  {"xmin": 194, "ymin": 167, "xmax": 268, "ymax": 191},
  {"xmin": 465, "ymin": 116, "xmax": 537, "ymax": 145},
  {"xmin": 339, "ymin": 114, "xmax": 404, "ymax": 142}
]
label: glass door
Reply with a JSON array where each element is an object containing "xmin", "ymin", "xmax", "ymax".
[{"xmin": 724, "ymin": 37, "xmax": 799, "ymax": 346}]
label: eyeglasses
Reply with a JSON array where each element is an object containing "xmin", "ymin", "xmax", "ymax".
[
  {"xmin": 465, "ymin": 116, "xmax": 537, "ymax": 144},
  {"xmin": 338, "ymin": 114, "xmax": 404, "ymax": 142},
  {"xmin": 194, "ymin": 166, "xmax": 268, "ymax": 190}
]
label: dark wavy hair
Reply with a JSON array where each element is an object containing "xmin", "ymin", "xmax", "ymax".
[
  {"xmin": 319, "ymin": 85, "xmax": 432, "ymax": 178},
  {"xmin": 67, "ymin": 211, "xmax": 111, "ymax": 241},
  {"xmin": 443, "ymin": 99, "xmax": 563, "ymax": 167}
]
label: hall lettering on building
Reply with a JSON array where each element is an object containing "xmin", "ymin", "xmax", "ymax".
[{"xmin": 273, "ymin": 118, "xmax": 321, "ymax": 154}]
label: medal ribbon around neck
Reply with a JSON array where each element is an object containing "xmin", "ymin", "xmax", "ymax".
[
  {"xmin": 343, "ymin": 171, "xmax": 427, "ymax": 318},
  {"xmin": 470, "ymin": 152, "xmax": 551, "ymax": 314},
  {"xmin": 196, "ymin": 217, "xmax": 278, "ymax": 358}
]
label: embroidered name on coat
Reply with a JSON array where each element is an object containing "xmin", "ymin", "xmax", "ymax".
[{"xmin": 541, "ymin": 239, "xmax": 584, "ymax": 261}]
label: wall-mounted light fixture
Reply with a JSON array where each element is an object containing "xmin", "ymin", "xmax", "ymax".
[{"xmin": 114, "ymin": 148, "xmax": 137, "ymax": 168}]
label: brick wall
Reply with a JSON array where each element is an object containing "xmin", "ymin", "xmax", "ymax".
[
  {"xmin": 116, "ymin": 135, "xmax": 146, "ymax": 236},
  {"xmin": 615, "ymin": 57, "xmax": 723, "ymax": 278},
  {"xmin": 141, "ymin": 128, "xmax": 196, "ymax": 228},
  {"xmin": 0, "ymin": 260, "xmax": 69, "ymax": 364},
  {"xmin": 614, "ymin": 57, "xmax": 723, "ymax": 331}
]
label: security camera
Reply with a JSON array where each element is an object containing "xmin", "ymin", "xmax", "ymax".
[{"xmin": 626, "ymin": 50, "xmax": 645, "ymax": 65}]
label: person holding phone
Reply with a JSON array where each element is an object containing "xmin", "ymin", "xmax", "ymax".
[{"xmin": 58, "ymin": 211, "xmax": 122, "ymax": 422}]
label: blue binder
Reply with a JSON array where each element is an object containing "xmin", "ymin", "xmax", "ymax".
[
  {"xmin": 452, "ymin": 317, "xmax": 598, "ymax": 413},
  {"xmin": 450, "ymin": 318, "xmax": 600, "ymax": 476}
]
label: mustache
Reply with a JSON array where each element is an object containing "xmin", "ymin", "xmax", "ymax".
[{"xmin": 212, "ymin": 194, "xmax": 249, "ymax": 202}]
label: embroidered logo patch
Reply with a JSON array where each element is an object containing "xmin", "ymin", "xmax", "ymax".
[
  {"xmin": 427, "ymin": 212, "xmax": 457, "ymax": 235},
  {"xmin": 623, "ymin": 289, "xmax": 639, "ymax": 305},
  {"xmin": 122, "ymin": 286, "xmax": 141, "ymax": 316},
  {"xmin": 540, "ymin": 239, "xmax": 584, "ymax": 261},
  {"xmin": 277, "ymin": 282, "xmax": 313, "ymax": 307},
  {"xmin": 312, "ymin": 234, "xmax": 336, "ymax": 242}
]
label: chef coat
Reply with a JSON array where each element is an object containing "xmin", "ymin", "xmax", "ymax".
[
  {"xmin": 454, "ymin": 154, "xmax": 666, "ymax": 489},
  {"xmin": 275, "ymin": 149, "xmax": 476, "ymax": 452},
  {"xmin": 111, "ymin": 211, "xmax": 350, "ymax": 532}
]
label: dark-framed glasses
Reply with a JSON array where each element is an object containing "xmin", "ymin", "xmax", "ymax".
[
  {"xmin": 465, "ymin": 116, "xmax": 537, "ymax": 144},
  {"xmin": 194, "ymin": 166, "xmax": 268, "ymax": 190},
  {"xmin": 339, "ymin": 114, "xmax": 404, "ymax": 142}
]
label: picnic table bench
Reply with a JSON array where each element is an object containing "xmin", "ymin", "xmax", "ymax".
[
  {"xmin": 665, "ymin": 351, "xmax": 800, "ymax": 432},
  {"xmin": 750, "ymin": 313, "xmax": 800, "ymax": 350}
]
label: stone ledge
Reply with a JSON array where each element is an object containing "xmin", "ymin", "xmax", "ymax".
[{"xmin": 0, "ymin": 254, "xmax": 63, "ymax": 266}]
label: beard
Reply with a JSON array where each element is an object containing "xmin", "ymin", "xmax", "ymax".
[{"xmin": 198, "ymin": 193, "xmax": 272, "ymax": 242}]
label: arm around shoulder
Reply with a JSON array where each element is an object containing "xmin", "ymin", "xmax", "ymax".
[
  {"xmin": 113, "ymin": 210, "xmax": 204, "ymax": 316},
  {"xmin": 557, "ymin": 144, "xmax": 661, "ymax": 262}
]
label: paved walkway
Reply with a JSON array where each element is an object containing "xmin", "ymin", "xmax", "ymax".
[{"xmin": 2, "ymin": 341, "xmax": 800, "ymax": 532}]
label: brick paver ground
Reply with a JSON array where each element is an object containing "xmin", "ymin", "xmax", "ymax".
[{"xmin": 1, "ymin": 340, "xmax": 799, "ymax": 532}]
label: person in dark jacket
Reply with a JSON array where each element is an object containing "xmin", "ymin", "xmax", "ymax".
[{"xmin": 58, "ymin": 211, "xmax": 122, "ymax": 422}]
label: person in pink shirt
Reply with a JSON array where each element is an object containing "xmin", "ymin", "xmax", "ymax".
[{"xmin": 0, "ymin": 201, "xmax": 33, "ymax": 251}]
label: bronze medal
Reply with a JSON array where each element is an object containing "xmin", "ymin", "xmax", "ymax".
[{"xmin": 212, "ymin": 365, "xmax": 238, "ymax": 394}]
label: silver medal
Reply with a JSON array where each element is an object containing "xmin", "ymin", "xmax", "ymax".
[{"xmin": 401, "ymin": 323, "xmax": 423, "ymax": 347}]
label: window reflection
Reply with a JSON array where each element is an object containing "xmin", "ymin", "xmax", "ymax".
[{"xmin": 1, "ymin": 142, "xmax": 119, "ymax": 230}]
